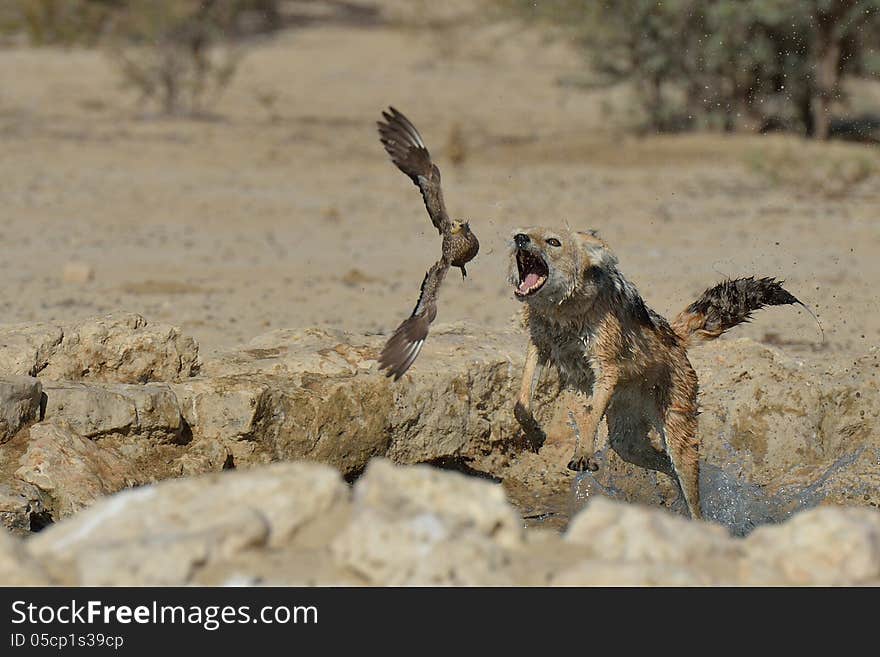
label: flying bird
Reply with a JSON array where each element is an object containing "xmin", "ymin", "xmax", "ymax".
[{"xmin": 376, "ymin": 106, "xmax": 480, "ymax": 381}]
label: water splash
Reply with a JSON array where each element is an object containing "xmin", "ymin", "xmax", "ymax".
[
  {"xmin": 570, "ymin": 437, "xmax": 869, "ymax": 536},
  {"xmin": 702, "ymin": 447, "xmax": 866, "ymax": 535}
]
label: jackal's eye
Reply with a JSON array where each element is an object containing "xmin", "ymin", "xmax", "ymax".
[{"xmin": 546, "ymin": 238, "xmax": 561, "ymax": 247}]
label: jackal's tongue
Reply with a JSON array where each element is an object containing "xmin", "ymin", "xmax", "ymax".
[{"xmin": 519, "ymin": 272, "xmax": 541, "ymax": 292}]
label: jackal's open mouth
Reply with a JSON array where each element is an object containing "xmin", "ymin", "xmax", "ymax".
[{"xmin": 515, "ymin": 249, "xmax": 549, "ymax": 297}]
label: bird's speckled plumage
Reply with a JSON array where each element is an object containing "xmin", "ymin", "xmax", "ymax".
[{"xmin": 376, "ymin": 107, "xmax": 480, "ymax": 380}]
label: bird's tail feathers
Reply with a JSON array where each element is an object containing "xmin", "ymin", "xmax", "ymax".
[{"xmin": 378, "ymin": 313, "xmax": 431, "ymax": 381}]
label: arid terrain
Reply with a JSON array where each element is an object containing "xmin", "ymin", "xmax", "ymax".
[
  {"xmin": 1, "ymin": 1, "xmax": 880, "ymax": 586},
  {"xmin": 1, "ymin": 2, "xmax": 878, "ymax": 358}
]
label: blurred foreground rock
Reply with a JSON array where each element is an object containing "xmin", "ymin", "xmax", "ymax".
[
  {"xmin": 7, "ymin": 460, "xmax": 880, "ymax": 586},
  {"xmin": 0, "ymin": 529, "xmax": 50, "ymax": 586}
]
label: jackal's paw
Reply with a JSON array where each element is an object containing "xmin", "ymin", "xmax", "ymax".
[
  {"xmin": 567, "ymin": 455, "xmax": 599, "ymax": 473},
  {"xmin": 514, "ymin": 401, "xmax": 546, "ymax": 452}
]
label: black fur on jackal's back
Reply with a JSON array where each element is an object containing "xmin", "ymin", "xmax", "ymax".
[{"xmin": 673, "ymin": 276, "xmax": 809, "ymax": 345}]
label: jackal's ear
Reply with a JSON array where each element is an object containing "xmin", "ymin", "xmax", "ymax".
[{"xmin": 574, "ymin": 230, "xmax": 616, "ymax": 279}]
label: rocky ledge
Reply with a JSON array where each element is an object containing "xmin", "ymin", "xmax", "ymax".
[{"xmin": 1, "ymin": 313, "xmax": 878, "ymax": 585}]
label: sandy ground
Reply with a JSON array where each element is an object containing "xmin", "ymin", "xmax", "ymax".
[{"xmin": 1, "ymin": 3, "xmax": 878, "ymax": 361}]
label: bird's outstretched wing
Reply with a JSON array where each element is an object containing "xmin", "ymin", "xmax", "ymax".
[
  {"xmin": 377, "ymin": 106, "xmax": 449, "ymax": 235},
  {"xmin": 379, "ymin": 258, "xmax": 449, "ymax": 380}
]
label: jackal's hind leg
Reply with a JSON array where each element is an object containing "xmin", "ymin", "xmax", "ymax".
[
  {"xmin": 606, "ymin": 405, "xmax": 675, "ymax": 477},
  {"xmin": 662, "ymin": 407, "xmax": 701, "ymax": 520}
]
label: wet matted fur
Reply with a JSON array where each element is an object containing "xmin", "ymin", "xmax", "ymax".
[{"xmin": 510, "ymin": 227, "xmax": 810, "ymax": 519}]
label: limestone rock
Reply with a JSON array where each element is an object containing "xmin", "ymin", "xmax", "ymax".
[
  {"xmin": 172, "ymin": 377, "xmax": 273, "ymax": 442},
  {"xmin": 11, "ymin": 456, "xmax": 880, "ymax": 586},
  {"xmin": 0, "ymin": 376, "xmax": 43, "ymax": 443},
  {"xmin": 330, "ymin": 459, "xmax": 522, "ymax": 584},
  {"xmin": 42, "ymin": 381, "xmax": 183, "ymax": 441},
  {"xmin": 0, "ymin": 319, "xmax": 877, "ymax": 586},
  {"xmin": 0, "ymin": 529, "xmax": 51, "ymax": 585},
  {"xmin": 15, "ymin": 421, "xmax": 138, "ymax": 518},
  {"xmin": 743, "ymin": 506, "xmax": 880, "ymax": 585},
  {"xmin": 0, "ymin": 314, "xmax": 199, "ymax": 383},
  {"xmin": 201, "ymin": 327, "xmax": 381, "ymax": 379},
  {"xmin": 550, "ymin": 560, "xmax": 712, "ymax": 586},
  {"xmin": 565, "ymin": 498, "xmax": 739, "ymax": 575},
  {"xmin": 0, "ymin": 481, "xmax": 50, "ymax": 535},
  {"xmin": 28, "ymin": 462, "xmax": 349, "ymax": 585},
  {"xmin": 41, "ymin": 314, "xmax": 200, "ymax": 383},
  {"xmin": 190, "ymin": 326, "xmax": 528, "ymax": 476},
  {"xmin": 0, "ymin": 322, "xmax": 64, "ymax": 377},
  {"xmin": 334, "ymin": 509, "xmax": 516, "ymax": 585},
  {"xmin": 172, "ymin": 438, "xmax": 234, "ymax": 478}
]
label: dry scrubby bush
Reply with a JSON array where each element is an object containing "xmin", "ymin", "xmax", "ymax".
[
  {"xmin": 107, "ymin": 1, "xmax": 243, "ymax": 117},
  {"xmin": 108, "ymin": 0, "xmax": 286, "ymax": 117},
  {"xmin": 2, "ymin": 0, "xmax": 284, "ymax": 116},
  {"xmin": 499, "ymin": 0, "xmax": 880, "ymax": 140},
  {"xmin": 0, "ymin": 0, "xmax": 119, "ymax": 45}
]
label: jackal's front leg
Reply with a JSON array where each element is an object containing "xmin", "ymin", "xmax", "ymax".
[
  {"xmin": 514, "ymin": 341, "xmax": 545, "ymax": 451},
  {"xmin": 564, "ymin": 393, "xmax": 600, "ymax": 472},
  {"xmin": 567, "ymin": 370, "xmax": 618, "ymax": 472}
]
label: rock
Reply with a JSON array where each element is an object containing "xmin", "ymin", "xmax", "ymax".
[
  {"xmin": 565, "ymin": 498, "xmax": 739, "ymax": 579},
  {"xmin": 330, "ymin": 459, "xmax": 522, "ymax": 585},
  {"xmin": 11, "ymin": 456, "xmax": 880, "ymax": 586},
  {"xmin": 334, "ymin": 511, "xmax": 516, "ymax": 585},
  {"xmin": 42, "ymin": 381, "xmax": 183, "ymax": 441},
  {"xmin": 0, "ymin": 322, "xmax": 64, "ymax": 377},
  {"xmin": 0, "ymin": 529, "xmax": 51, "ymax": 585},
  {"xmin": 41, "ymin": 314, "xmax": 200, "ymax": 383},
  {"xmin": 743, "ymin": 506, "xmax": 880, "ymax": 585},
  {"xmin": 693, "ymin": 340, "xmax": 880, "ymax": 484},
  {"xmin": 0, "ymin": 481, "xmax": 50, "ymax": 535},
  {"xmin": 15, "ymin": 421, "xmax": 138, "ymax": 518},
  {"xmin": 550, "ymin": 560, "xmax": 712, "ymax": 586},
  {"xmin": 172, "ymin": 377, "xmax": 272, "ymax": 442},
  {"xmin": 0, "ymin": 314, "xmax": 199, "ymax": 383},
  {"xmin": 351, "ymin": 458, "xmax": 521, "ymax": 547},
  {"xmin": 200, "ymin": 327, "xmax": 379, "ymax": 379},
  {"xmin": 189, "ymin": 326, "xmax": 529, "ymax": 476},
  {"xmin": 0, "ymin": 376, "xmax": 43, "ymax": 443},
  {"xmin": 61, "ymin": 262, "xmax": 94, "ymax": 285},
  {"xmin": 172, "ymin": 438, "xmax": 234, "ymax": 478},
  {"xmin": 27, "ymin": 462, "xmax": 349, "ymax": 585},
  {"xmin": 694, "ymin": 339, "xmax": 830, "ymax": 483}
]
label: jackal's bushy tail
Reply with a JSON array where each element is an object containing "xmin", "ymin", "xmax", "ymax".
[{"xmin": 672, "ymin": 277, "xmax": 818, "ymax": 348}]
